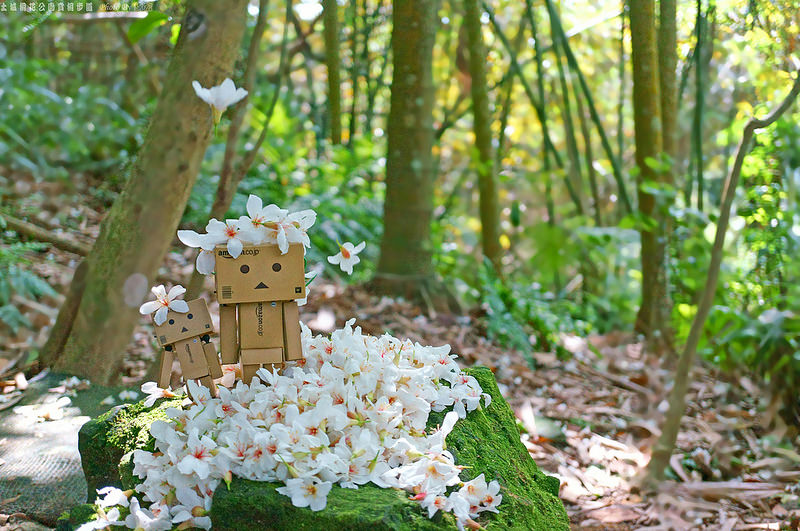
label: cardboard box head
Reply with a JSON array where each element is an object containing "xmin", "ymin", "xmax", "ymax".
[
  {"xmin": 154, "ymin": 298, "xmax": 214, "ymax": 347},
  {"xmin": 214, "ymin": 243, "xmax": 306, "ymax": 304}
]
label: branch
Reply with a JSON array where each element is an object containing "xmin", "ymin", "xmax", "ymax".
[
  {"xmin": 644, "ymin": 69, "xmax": 800, "ymax": 486},
  {"xmin": 1, "ymin": 212, "xmax": 91, "ymax": 256}
]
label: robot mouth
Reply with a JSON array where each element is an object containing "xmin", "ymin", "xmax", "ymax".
[
  {"xmin": 181, "ymin": 327, "xmax": 189, "ymax": 332},
  {"xmin": 255, "ymin": 282, "xmax": 269, "ymax": 289}
]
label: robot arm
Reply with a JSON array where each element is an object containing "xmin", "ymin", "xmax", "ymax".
[{"xmin": 219, "ymin": 304, "xmax": 239, "ymax": 364}]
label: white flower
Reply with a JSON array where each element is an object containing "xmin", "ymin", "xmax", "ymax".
[
  {"xmin": 327, "ymin": 242, "xmax": 365, "ymax": 275},
  {"xmin": 141, "ymin": 382, "xmax": 178, "ymax": 408},
  {"xmin": 100, "ymin": 395, "xmax": 116, "ymax": 406},
  {"xmin": 138, "ymin": 285, "xmax": 189, "ymax": 326},
  {"xmin": 192, "ymin": 78, "xmax": 248, "ymax": 124},
  {"xmin": 96, "ymin": 486, "xmax": 129, "ymax": 508},
  {"xmin": 206, "ymin": 218, "xmax": 245, "ymax": 258},
  {"xmin": 76, "ymin": 507, "xmax": 125, "ymax": 530},
  {"xmin": 125, "ymin": 497, "xmax": 171, "ymax": 531},
  {"xmin": 119, "ymin": 390, "xmax": 139, "ymax": 402},
  {"xmin": 276, "ymin": 478, "xmax": 332, "ymax": 511},
  {"xmin": 177, "ymin": 228, "xmax": 219, "ymax": 275},
  {"xmin": 177, "ymin": 429, "xmax": 217, "ymax": 479},
  {"xmin": 238, "ymin": 195, "xmax": 286, "ymax": 244}
]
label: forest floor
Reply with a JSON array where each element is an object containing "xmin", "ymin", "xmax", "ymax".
[{"xmin": 1, "ymin": 177, "xmax": 799, "ymax": 529}]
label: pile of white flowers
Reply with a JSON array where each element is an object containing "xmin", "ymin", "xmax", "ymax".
[{"xmin": 85, "ymin": 320, "xmax": 502, "ymax": 530}]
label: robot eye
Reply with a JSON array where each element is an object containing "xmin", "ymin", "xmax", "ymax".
[
  {"xmin": 240, "ymin": 264, "xmax": 250, "ymax": 274},
  {"xmin": 272, "ymin": 262, "xmax": 282, "ymax": 272},
  {"xmin": 187, "ymin": 313, "xmax": 194, "ymax": 319},
  {"xmin": 168, "ymin": 319, "xmax": 175, "ymax": 325}
]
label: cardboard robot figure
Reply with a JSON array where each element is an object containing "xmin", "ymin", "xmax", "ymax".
[
  {"xmin": 152, "ymin": 298, "xmax": 223, "ymax": 396},
  {"xmin": 213, "ymin": 243, "xmax": 306, "ymax": 383}
]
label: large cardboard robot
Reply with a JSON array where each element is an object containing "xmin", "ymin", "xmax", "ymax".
[
  {"xmin": 213, "ymin": 243, "xmax": 306, "ymax": 383},
  {"xmin": 152, "ymin": 298, "xmax": 223, "ymax": 396}
]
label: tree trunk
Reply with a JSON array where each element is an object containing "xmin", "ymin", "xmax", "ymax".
[
  {"xmin": 464, "ymin": 0, "xmax": 501, "ymax": 272},
  {"xmin": 323, "ymin": 0, "xmax": 342, "ymax": 144},
  {"xmin": 645, "ymin": 71, "xmax": 800, "ymax": 485},
  {"xmin": 50, "ymin": 0, "xmax": 250, "ymax": 384},
  {"xmin": 657, "ymin": 0, "xmax": 677, "ymax": 342},
  {"xmin": 374, "ymin": 0, "xmax": 440, "ymax": 300},
  {"xmin": 629, "ymin": 0, "xmax": 666, "ymax": 340}
]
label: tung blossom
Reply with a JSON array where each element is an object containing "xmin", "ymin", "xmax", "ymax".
[
  {"xmin": 276, "ymin": 478, "xmax": 333, "ymax": 511},
  {"xmin": 192, "ymin": 78, "xmax": 248, "ymax": 125},
  {"xmin": 138, "ymin": 285, "xmax": 189, "ymax": 326},
  {"xmin": 141, "ymin": 382, "xmax": 178, "ymax": 408},
  {"xmin": 327, "ymin": 241, "xmax": 365, "ymax": 275}
]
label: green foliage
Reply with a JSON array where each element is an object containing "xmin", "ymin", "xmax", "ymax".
[
  {"xmin": 0, "ymin": 48, "xmax": 142, "ymax": 180},
  {"xmin": 479, "ymin": 259, "xmax": 590, "ymax": 362},
  {"xmin": 0, "ymin": 231, "xmax": 56, "ymax": 333}
]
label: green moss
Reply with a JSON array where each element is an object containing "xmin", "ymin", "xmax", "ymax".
[
  {"xmin": 55, "ymin": 503, "xmax": 98, "ymax": 531},
  {"xmin": 212, "ymin": 479, "xmax": 453, "ymax": 530},
  {"xmin": 78, "ymin": 396, "xmax": 183, "ymax": 500},
  {"xmin": 436, "ymin": 367, "xmax": 568, "ymax": 530}
]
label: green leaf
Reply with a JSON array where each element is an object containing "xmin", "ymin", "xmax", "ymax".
[
  {"xmin": 170, "ymin": 23, "xmax": 182, "ymax": 46},
  {"xmin": 128, "ymin": 11, "xmax": 169, "ymax": 44}
]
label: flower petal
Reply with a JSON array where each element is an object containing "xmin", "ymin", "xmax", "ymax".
[
  {"xmin": 277, "ymin": 228, "xmax": 289, "ymax": 254},
  {"xmin": 177, "ymin": 230, "xmax": 204, "ymax": 248},
  {"xmin": 139, "ymin": 300, "xmax": 161, "ymax": 315},
  {"xmin": 167, "ymin": 285, "xmax": 186, "ymax": 301},
  {"xmin": 151, "ymin": 285, "xmax": 167, "ymax": 298},
  {"xmin": 154, "ymin": 306, "xmax": 168, "ymax": 326},
  {"xmin": 196, "ymin": 250, "xmax": 215, "ymax": 275},
  {"xmin": 227, "ymin": 237, "xmax": 243, "ymax": 258},
  {"xmin": 327, "ymin": 254, "xmax": 342, "ymax": 265},
  {"xmin": 169, "ymin": 299, "xmax": 189, "ymax": 313},
  {"xmin": 246, "ymin": 195, "xmax": 263, "ymax": 218},
  {"xmin": 353, "ymin": 241, "xmax": 366, "ymax": 254}
]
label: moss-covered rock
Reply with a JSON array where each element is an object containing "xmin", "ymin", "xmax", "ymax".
[
  {"xmin": 74, "ymin": 367, "xmax": 568, "ymax": 530},
  {"xmin": 78, "ymin": 396, "xmax": 184, "ymax": 500}
]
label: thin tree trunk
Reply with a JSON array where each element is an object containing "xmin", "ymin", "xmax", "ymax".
[
  {"xmin": 346, "ymin": 0, "xmax": 361, "ymax": 147},
  {"xmin": 495, "ymin": 18, "xmax": 526, "ymax": 170},
  {"xmin": 525, "ymin": 0, "xmax": 560, "ymax": 291},
  {"xmin": 629, "ymin": 0, "xmax": 665, "ymax": 339},
  {"xmin": 617, "ymin": 2, "xmax": 626, "ymax": 175},
  {"xmin": 575, "ymin": 92, "xmax": 602, "ymax": 226},
  {"xmin": 646, "ymin": 71, "xmax": 800, "ymax": 484},
  {"xmin": 51, "ymin": 0, "xmax": 250, "ymax": 384},
  {"xmin": 692, "ymin": 0, "xmax": 706, "ymax": 211},
  {"xmin": 323, "ymin": 0, "xmax": 342, "ymax": 144},
  {"xmin": 657, "ymin": 0, "xmax": 677, "ymax": 343},
  {"xmin": 464, "ymin": 0, "xmax": 501, "ymax": 272},
  {"xmin": 550, "ymin": 10, "xmax": 585, "ymax": 216},
  {"xmin": 374, "ymin": 0, "xmax": 441, "ymax": 300},
  {"xmin": 487, "ymin": 2, "xmax": 581, "ymax": 215},
  {"xmin": 543, "ymin": 0, "xmax": 633, "ymax": 214}
]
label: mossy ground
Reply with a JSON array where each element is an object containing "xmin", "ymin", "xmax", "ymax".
[{"xmin": 69, "ymin": 367, "xmax": 568, "ymax": 530}]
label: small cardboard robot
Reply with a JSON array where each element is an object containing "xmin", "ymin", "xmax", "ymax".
[
  {"xmin": 153, "ymin": 298, "xmax": 223, "ymax": 395},
  {"xmin": 213, "ymin": 243, "xmax": 306, "ymax": 383}
]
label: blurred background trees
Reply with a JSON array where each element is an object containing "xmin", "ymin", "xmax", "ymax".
[{"xmin": 1, "ymin": 0, "xmax": 800, "ymax": 451}]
